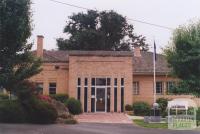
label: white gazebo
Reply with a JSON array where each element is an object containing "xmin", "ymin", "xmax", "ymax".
[{"xmin": 168, "ymin": 98, "xmax": 198, "ymax": 130}]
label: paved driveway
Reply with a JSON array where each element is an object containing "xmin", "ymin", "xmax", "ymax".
[
  {"xmin": 0, "ymin": 123, "xmax": 199, "ymax": 134},
  {"xmin": 75, "ymin": 113, "xmax": 132, "ymax": 124}
]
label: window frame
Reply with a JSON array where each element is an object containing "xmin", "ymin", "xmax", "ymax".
[
  {"xmin": 156, "ymin": 81, "xmax": 163, "ymax": 95},
  {"xmin": 77, "ymin": 77, "xmax": 81, "ymax": 100},
  {"xmin": 133, "ymin": 81, "xmax": 140, "ymax": 95},
  {"xmin": 49, "ymin": 82, "xmax": 56, "ymax": 95}
]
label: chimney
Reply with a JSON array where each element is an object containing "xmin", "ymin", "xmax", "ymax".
[
  {"xmin": 36, "ymin": 35, "xmax": 44, "ymax": 58},
  {"xmin": 134, "ymin": 46, "xmax": 141, "ymax": 57}
]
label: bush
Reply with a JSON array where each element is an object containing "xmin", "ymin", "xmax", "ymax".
[
  {"xmin": 197, "ymin": 108, "xmax": 200, "ymax": 126},
  {"xmin": 125, "ymin": 104, "xmax": 133, "ymax": 111},
  {"xmin": 0, "ymin": 94, "xmax": 9, "ymax": 100},
  {"xmin": 156, "ymin": 98, "xmax": 169, "ymax": 117},
  {"xmin": 38, "ymin": 95, "xmax": 52, "ymax": 103},
  {"xmin": 50, "ymin": 94, "xmax": 69, "ymax": 103},
  {"xmin": 65, "ymin": 98, "xmax": 82, "ymax": 115},
  {"xmin": 132, "ymin": 102, "xmax": 150, "ymax": 116},
  {"xmin": 0, "ymin": 100, "xmax": 26, "ymax": 123},
  {"xmin": 26, "ymin": 99, "xmax": 58, "ymax": 124},
  {"xmin": 64, "ymin": 118, "xmax": 78, "ymax": 124}
]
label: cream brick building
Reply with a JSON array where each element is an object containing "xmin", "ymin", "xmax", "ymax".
[{"xmin": 30, "ymin": 35, "xmax": 200, "ymax": 113}]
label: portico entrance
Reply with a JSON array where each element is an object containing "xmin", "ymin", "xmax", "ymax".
[{"xmin": 77, "ymin": 77, "xmax": 128, "ymax": 113}]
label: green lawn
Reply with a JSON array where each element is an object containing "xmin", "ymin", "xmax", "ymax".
[{"xmin": 133, "ymin": 119, "xmax": 168, "ymax": 129}]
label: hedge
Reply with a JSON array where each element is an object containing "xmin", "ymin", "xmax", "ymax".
[{"xmin": 132, "ymin": 102, "xmax": 150, "ymax": 116}]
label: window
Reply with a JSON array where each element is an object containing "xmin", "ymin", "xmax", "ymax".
[
  {"xmin": 78, "ymin": 78, "xmax": 81, "ymax": 86},
  {"xmin": 84, "ymin": 78, "xmax": 88, "ymax": 112},
  {"xmin": 96, "ymin": 78, "xmax": 106, "ymax": 86},
  {"xmin": 114, "ymin": 78, "xmax": 117, "ymax": 112},
  {"xmin": 107, "ymin": 78, "xmax": 111, "ymax": 86},
  {"xmin": 36, "ymin": 83, "xmax": 43, "ymax": 94},
  {"xmin": 166, "ymin": 81, "xmax": 175, "ymax": 94},
  {"xmin": 114, "ymin": 78, "xmax": 117, "ymax": 86},
  {"xmin": 114, "ymin": 87, "xmax": 117, "ymax": 112},
  {"xmin": 91, "ymin": 87, "xmax": 95, "ymax": 112},
  {"xmin": 121, "ymin": 78, "xmax": 124, "ymax": 112},
  {"xmin": 92, "ymin": 78, "xmax": 95, "ymax": 86},
  {"xmin": 0, "ymin": 86, "xmax": 3, "ymax": 93},
  {"xmin": 133, "ymin": 82, "xmax": 139, "ymax": 95},
  {"xmin": 121, "ymin": 78, "xmax": 124, "ymax": 86},
  {"xmin": 84, "ymin": 78, "xmax": 88, "ymax": 86},
  {"xmin": 84, "ymin": 87, "xmax": 88, "ymax": 112},
  {"xmin": 107, "ymin": 87, "xmax": 111, "ymax": 112},
  {"xmin": 156, "ymin": 82, "xmax": 163, "ymax": 95},
  {"xmin": 49, "ymin": 83, "xmax": 56, "ymax": 95},
  {"xmin": 77, "ymin": 78, "xmax": 81, "ymax": 100}
]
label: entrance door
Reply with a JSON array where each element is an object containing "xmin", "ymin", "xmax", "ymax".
[{"xmin": 96, "ymin": 88, "xmax": 106, "ymax": 112}]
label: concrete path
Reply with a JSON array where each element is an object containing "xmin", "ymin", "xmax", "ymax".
[
  {"xmin": 0, "ymin": 123, "xmax": 199, "ymax": 134},
  {"xmin": 75, "ymin": 113, "xmax": 132, "ymax": 124}
]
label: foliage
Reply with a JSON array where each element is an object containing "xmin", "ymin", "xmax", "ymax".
[
  {"xmin": 197, "ymin": 108, "xmax": 200, "ymax": 126},
  {"xmin": 125, "ymin": 104, "xmax": 133, "ymax": 111},
  {"xmin": 24, "ymin": 98, "xmax": 58, "ymax": 124},
  {"xmin": 133, "ymin": 119, "xmax": 168, "ymax": 129},
  {"xmin": 38, "ymin": 95, "xmax": 52, "ymax": 103},
  {"xmin": 164, "ymin": 21, "xmax": 200, "ymax": 97},
  {"xmin": 0, "ymin": 0, "xmax": 42, "ymax": 93},
  {"xmin": 0, "ymin": 100, "xmax": 26, "ymax": 123},
  {"xmin": 0, "ymin": 93, "xmax": 9, "ymax": 100},
  {"xmin": 57, "ymin": 10, "xmax": 148, "ymax": 51},
  {"xmin": 64, "ymin": 118, "xmax": 78, "ymax": 124},
  {"xmin": 15, "ymin": 82, "xmax": 58, "ymax": 124},
  {"xmin": 132, "ymin": 102, "xmax": 150, "ymax": 116},
  {"xmin": 50, "ymin": 94, "xmax": 69, "ymax": 103},
  {"xmin": 156, "ymin": 98, "xmax": 169, "ymax": 117},
  {"xmin": 65, "ymin": 98, "xmax": 82, "ymax": 115},
  {"xmin": 15, "ymin": 81, "xmax": 37, "ymax": 102}
]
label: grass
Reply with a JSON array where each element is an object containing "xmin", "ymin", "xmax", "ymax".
[{"xmin": 133, "ymin": 119, "xmax": 168, "ymax": 129}]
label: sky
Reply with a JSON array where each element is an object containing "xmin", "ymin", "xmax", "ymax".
[{"xmin": 31, "ymin": 0, "xmax": 200, "ymax": 53}]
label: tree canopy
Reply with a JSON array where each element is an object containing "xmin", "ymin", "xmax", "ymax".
[
  {"xmin": 0, "ymin": 0, "xmax": 41, "ymax": 93},
  {"xmin": 164, "ymin": 21, "xmax": 200, "ymax": 97},
  {"xmin": 57, "ymin": 10, "xmax": 148, "ymax": 51}
]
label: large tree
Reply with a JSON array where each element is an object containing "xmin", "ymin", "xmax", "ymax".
[
  {"xmin": 0, "ymin": 0, "xmax": 41, "ymax": 93},
  {"xmin": 57, "ymin": 10, "xmax": 148, "ymax": 51},
  {"xmin": 164, "ymin": 22, "xmax": 200, "ymax": 97}
]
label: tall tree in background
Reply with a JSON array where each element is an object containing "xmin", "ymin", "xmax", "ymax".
[
  {"xmin": 57, "ymin": 10, "xmax": 148, "ymax": 51},
  {"xmin": 0, "ymin": 0, "xmax": 41, "ymax": 93},
  {"xmin": 164, "ymin": 22, "xmax": 200, "ymax": 97}
]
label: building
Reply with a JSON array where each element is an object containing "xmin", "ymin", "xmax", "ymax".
[{"xmin": 30, "ymin": 35, "xmax": 199, "ymax": 113}]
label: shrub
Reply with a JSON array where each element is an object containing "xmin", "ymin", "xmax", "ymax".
[
  {"xmin": 26, "ymin": 99, "xmax": 58, "ymax": 124},
  {"xmin": 156, "ymin": 98, "xmax": 169, "ymax": 117},
  {"xmin": 65, "ymin": 98, "xmax": 82, "ymax": 115},
  {"xmin": 0, "ymin": 100, "xmax": 26, "ymax": 123},
  {"xmin": 50, "ymin": 94, "xmax": 69, "ymax": 103},
  {"xmin": 197, "ymin": 108, "xmax": 200, "ymax": 126},
  {"xmin": 125, "ymin": 104, "xmax": 133, "ymax": 111},
  {"xmin": 38, "ymin": 95, "xmax": 52, "ymax": 103},
  {"xmin": 132, "ymin": 102, "xmax": 150, "ymax": 116},
  {"xmin": 64, "ymin": 118, "xmax": 78, "ymax": 124},
  {"xmin": 1, "ymin": 81, "xmax": 58, "ymax": 124},
  {"xmin": 0, "ymin": 94, "xmax": 9, "ymax": 100}
]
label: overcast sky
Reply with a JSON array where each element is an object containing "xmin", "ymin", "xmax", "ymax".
[{"xmin": 31, "ymin": 0, "xmax": 200, "ymax": 52}]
